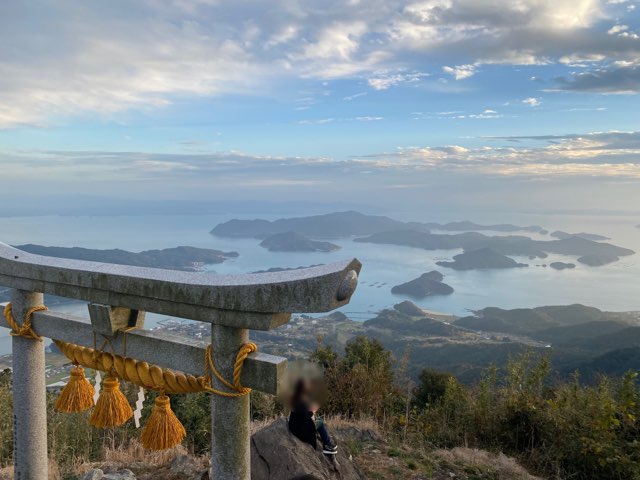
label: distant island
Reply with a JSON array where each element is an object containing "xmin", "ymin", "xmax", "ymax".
[
  {"xmin": 432, "ymin": 220, "xmax": 546, "ymax": 234},
  {"xmin": 15, "ymin": 244, "xmax": 238, "ymax": 271},
  {"xmin": 259, "ymin": 231, "xmax": 340, "ymax": 252},
  {"xmin": 208, "ymin": 211, "xmax": 634, "ymax": 268},
  {"xmin": 355, "ymin": 230, "xmax": 634, "ymax": 266},
  {"xmin": 436, "ymin": 247, "xmax": 528, "ymax": 270},
  {"xmin": 550, "ymin": 231, "xmax": 609, "ymax": 241},
  {"xmin": 210, "ymin": 211, "xmax": 547, "ymax": 238},
  {"xmin": 252, "ymin": 265, "xmax": 321, "ymax": 273},
  {"xmin": 391, "ymin": 271, "xmax": 453, "ymax": 298},
  {"xmin": 577, "ymin": 253, "xmax": 621, "ymax": 266},
  {"xmin": 550, "ymin": 261, "xmax": 576, "ymax": 270}
]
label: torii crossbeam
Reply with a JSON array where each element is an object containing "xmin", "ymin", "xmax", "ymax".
[{"xmin": 0, "ymin": 242, "xmax": 361, "ymax": 480}]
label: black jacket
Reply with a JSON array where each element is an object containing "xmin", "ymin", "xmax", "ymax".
[{"xmin": 288, "ymin": 402, "xmax": 317, "ymax": 449}]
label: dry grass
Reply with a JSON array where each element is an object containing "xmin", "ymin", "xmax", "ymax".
[
  {"xmin": 250, "ymin": 416, "xmax": 281, "ymax": 435},
  {"xmin": 0, "ymin": 460, "xmax": 62, "ymax": 480},
  {"xmin": 102, "ymin": 439, "xmax": 188, "ymax": 466},
  {"xmin": 248, "ymin": 414, "xmax": 381, "ymax": 438},
  {"xmin": 325, "ymin": 414, "xmax": 381, "ymax": 434},
  {"xmin": 73, "ymin": 440, "xmax": 207, "ymax": 479},
  {"xmin": 435, "ymin": 447, "xmax": 544, "ymax": 480}
]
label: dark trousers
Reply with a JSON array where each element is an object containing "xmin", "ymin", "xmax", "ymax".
[{"xmin": 316, "ymin": 418, "xmax": 331, "ymax": 445}]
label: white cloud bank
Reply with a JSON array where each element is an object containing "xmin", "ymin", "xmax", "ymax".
[{"xmin": 1, "ymin": 0, "xmax": 639, "ymax": 127}]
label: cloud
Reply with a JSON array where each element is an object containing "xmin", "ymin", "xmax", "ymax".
[
  {"xmin": 367, "ymin": 71, "xmax": 429, "ymax": 90},
  {"xmin": 297, "ymin": 116, "xmax": 383, "ymax": 124},
  {"xmin": 608, "ymin": 24, "xmax": 629, "ymax": 34},
  {"xmin": 343, "ymin": 92, "xmax": 367, "ymax": 101},
  {"xmin": 2, "ymin": 130, "xmax": 639, "ymax": 215},
  {"xmin": 1, "ymin": 0, "xmax": 639, "ymax": 127},
  {"xmin": 522, "ymin": 97, "xmax": 542, "ymax": 107},
  {"xmin": 442, "ymin": 64, "xmax": 476, "ymax": 80},
  {"xmin": 554, "ymin": 63, "xmax": 640, "ymax": 93}
]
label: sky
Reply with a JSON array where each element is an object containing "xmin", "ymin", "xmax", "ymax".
[{"xmin": 1, "ymin": 0, "xmax": 639, "ymax": 217}]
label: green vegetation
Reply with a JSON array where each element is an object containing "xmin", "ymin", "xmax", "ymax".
[
  {"xmin": 313, "ymin": 336, "xmax": 640, "ymax": 480},
  {"xmin": 0, "ymin": 333, "xmax": 638, "ymax": 479}
]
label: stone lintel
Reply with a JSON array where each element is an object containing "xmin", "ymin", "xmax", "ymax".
[
  {"xmin": 0, "ymin": 274, "xmax": 291, "ymax": 329},
  {"xmin": 0, "ymin": 304, "xmax": 287, "ymax": 395},
  {"xmin": 0, "ymin": 243, "xmax": 361, "ymax": 323}
]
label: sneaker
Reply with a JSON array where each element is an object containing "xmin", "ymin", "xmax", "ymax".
[{"xmin": 322, "ymin": 442, "xmax": 338, "ymax": 454}]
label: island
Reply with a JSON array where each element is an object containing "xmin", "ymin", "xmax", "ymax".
[
  {"xmin": 15, "ymin": 244, "xmax": 238, "ymax": 271},
  {"xmin": 436, "ymin": 247, "xmax": 528, "ymax": 270},
  {"xmin": 550, "ymin": 231, "xmax": 609, "ymax": 241},
  {"xmin": 391, "ymin": 271, "xmax": 454, "ymax": 298},
  {"xmin": 258, "ymin": 231, "xmax": 340, "ymax": 252},
  {"xmin": 432, "ymin": 221, "xmax": 546, "ymax": 234},
  {"xmin": 577, "ymin": 253, "xmax": 621, "ymax": 266},
  {"xmin": 210, "ymin": 211, "xmax": 546, "ymax": 238},
  {"xmin": 355, "ymin": 230, "xmax": 634, "ymax": 265},
  {"xmin": 211, "ymin": 211, "xmax": 411, "ymax": 238},
  {"xmin": 550, "ymin": 262, "xmax": 576, "ymax": 270}
]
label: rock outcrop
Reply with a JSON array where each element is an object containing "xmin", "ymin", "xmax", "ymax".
[{"xmin": 250, "ymin": 418, "xmax": 365, "ymax": 480}]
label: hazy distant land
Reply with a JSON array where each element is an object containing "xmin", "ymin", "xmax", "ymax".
[
  {"xmin": 210, "ymin": 211, "xmax": 634, "ymax": 269},
  {"xmin": 238, "ymin": 301, "xmax": 640, "ymax": 383},
  {"xmin": 550, "ymin": 261, "xmax": 576, "ymax": 270},
  {"xmin": 577, "ymin": 253, "xmax": 621, "ymax": 266},
  {"xmin": 211, "ymin": 211, "xmax": 547, "ymax": 238},
  {"xmin": 15, "ymin": 244, "xmax": 239, "ymax": 271},
  {"xmin": 436, "ymin": 247, "xmax": 528, "ymax": 270},
  {"xmin": 550, "ymin": 231, "xmax": 610, "ymax": 241},
  {"xmin": 259, "ymin": 231, "xmax": 340, "ymax": 252}
]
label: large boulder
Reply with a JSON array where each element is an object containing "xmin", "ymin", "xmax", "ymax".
[{"xmin": 251, "ymin": 418, "xmax": 365, "ymax": 480}]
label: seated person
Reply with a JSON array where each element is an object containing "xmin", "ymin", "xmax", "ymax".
[{"xmin": 288, "ymin": 378, "xmax": 337, "ymax": 454}]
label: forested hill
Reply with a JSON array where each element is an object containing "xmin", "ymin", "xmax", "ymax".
[
  {"xmin": 210, "ymin": 211, "xmax": 546, "ymax": 238},
  {"xmin": 14, "ymin": 244, "xmax": 239, "ymax": 271}
]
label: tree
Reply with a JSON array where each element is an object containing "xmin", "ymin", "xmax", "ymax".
[
  {"xmin": 414, "ymin": 368, "xmax": 455, "ymax": 407},
  {"xmin": 344, "ymin": 336, "xmax": 392, "ymax": 377}
]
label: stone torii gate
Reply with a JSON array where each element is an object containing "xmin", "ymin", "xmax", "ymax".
[{"xmin": 0, "ymin": 242, "xmax": 361, "ymax": 480}]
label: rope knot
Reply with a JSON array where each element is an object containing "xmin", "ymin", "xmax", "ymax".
[
  {"xmin": 3, "ymin": 303, "xmax": 48, "ymax": 340},
  {"xmin": 204, "ymin": 342, "xmax": 257, "ymax": 397}
]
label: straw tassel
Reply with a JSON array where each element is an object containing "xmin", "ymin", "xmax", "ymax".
[
  {"xmin": 55, "ymin": 365, "xmax": 95, "ymax": 413},
  {"xmin": 140, "ymin": 394, "xmax": 185, "ymax": 450},
  {"xmin": 89, "ymin": 376, "xmax": 133, "ymax": 428}
]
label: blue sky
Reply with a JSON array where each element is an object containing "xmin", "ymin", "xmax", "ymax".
[{"xmin": 1, "ymin": 0, "xmax": 639, "ymax": 215}]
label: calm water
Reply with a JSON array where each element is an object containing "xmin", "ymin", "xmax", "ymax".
[{"xmin": 1, "ymin": 211, "xmax": 639, "ymax": 353}]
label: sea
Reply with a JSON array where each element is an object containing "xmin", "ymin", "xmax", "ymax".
[{"xmin": 1, "ymin": 211, "xmax": 639, "ymax": 353}]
